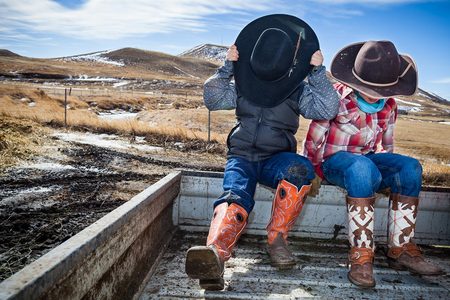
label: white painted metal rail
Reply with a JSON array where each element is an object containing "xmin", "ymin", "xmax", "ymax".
[{"xmin": 175, "ymin": 171, "xmax": 450, "ymax": 245}]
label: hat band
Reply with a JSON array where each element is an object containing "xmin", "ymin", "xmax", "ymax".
[
  {"xmin": 288, "ymin": 31, "xmax": 302, "ymax": 77},
  {"xmin": 351, "ymin": 62, "xmax": 412, "ymax": 87}
]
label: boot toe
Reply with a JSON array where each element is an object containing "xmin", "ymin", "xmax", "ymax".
[
  {"xmin": 348, "ymin": 271, "xmax": 376, "ymax": 288},
  {"xmin": 267, "ymin": 234, "xmax": 296, "ymax": 269}
]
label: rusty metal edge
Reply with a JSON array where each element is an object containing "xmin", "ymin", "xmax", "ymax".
[
  {"xmin": 0, "ymin": 171, "xmax": 182, "ymax": 300},
  {"xmin": 132, "ymin": 227, "xmax": 178, "ymax": 300}
]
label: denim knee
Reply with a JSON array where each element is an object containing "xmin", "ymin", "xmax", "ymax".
[
  {"xmin": 283, "ymin": 159, "xmax": 315, "ymax": 188},
  {"xmin": 344, "ymin": 157, "xmax": 382, "ymax": 197},
  {"xmin": 214, "ymin": 191, "xmax": 253, "ymax": 214},
  {"xmin": 397, "ymin": 157, "xmax": 422, "ymax": 195}
]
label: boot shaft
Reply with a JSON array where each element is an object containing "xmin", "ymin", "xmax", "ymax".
[
  {"xmin": 207, "ymin": 202, "xmax": 248, "ymax": 261},
  {"xmin": 388, "ymin": 193, "xmax": 419, "ymax": 247},
  {"xmin": 346, "ymin": 196, "xmax": 375, "ymax": 249},
  {"xmin": 267, "ymin": 180, "xmax": 311, "ymax": 244}
]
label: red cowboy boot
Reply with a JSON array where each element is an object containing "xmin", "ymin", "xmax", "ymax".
[
  {"xmin": 387, "ymin": 194, "xmax": 444, "ymax": 275},
  {"xmin": 185, "ymin": 202, "xmax": 248, "ymax": 290},
  {"xmin": 346, "ymin": 196, "xmax": 376, "ymax": 288},
  {"xmin": 266, "ymin": 180, "xmax": 311, "ymax": 269}
]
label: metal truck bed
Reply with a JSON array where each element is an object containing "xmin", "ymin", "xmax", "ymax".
[
  {"xmin": 1, "ymin": 171, "xmax": 449, "ymax": 299},
  {"xmin": 141, "ymin": 231, "xmax": 450, "ymax": 299}
]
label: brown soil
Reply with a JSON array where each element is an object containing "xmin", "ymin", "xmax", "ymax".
[{"xmin": 0, "ymin": 135, "xmax": 224, "ymax": 281}]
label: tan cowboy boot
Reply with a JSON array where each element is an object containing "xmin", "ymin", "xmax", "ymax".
[
  {"xmin": 387, "ymin": 194, "xmax": 444, "ymax": 275},
  {"xmin": 348, "ymin": 247, "xmax": 375, "ymax": 288},
  {"xmin": 266, "ymin": 180, "xmax": 311, "ymax": 269},
  {"xmin": 185, "ymin": 202, "xmax": 248, "ymax": 290},
  {"xmin": 346, "ymin": 196, "xmax": 376, "ymax": 288}
]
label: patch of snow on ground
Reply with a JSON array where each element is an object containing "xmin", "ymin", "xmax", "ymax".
[
  {"xmin": 439, "ymin": 122, "xmax": 450, "ymax": 125},
  {"xmin": 1, "ymin": 186, "xmax": 62, "ymax": 208},
  {"xmin": 135, "ymin": 136, "xmax": 146, "ymax": 143},
  {"xmin": 69, "ymin": 75, "xmax": 119, "ymax": 82},
  {"xmin": 113, "ymin": 81, "xmax": 130, "ymax": 88},
  {"xmin": 23, "ymin": 162, "xmax": 76, "ymax": 171},
  {"xmin": 395, "ymin": 99, "xmax": 422, "ymax": 107},
  {"xmin": 58, "ymin": 50, "xmax": 124, "ymax": 66},
  {"xmin": 53, "ymin": 132, "xmax": 163, "ymax": 152},
  {"xmin": 398, "ymin": 105, "xmax": 422, "ymax": 113},
  {"xmin": 97, "ymin": 110, "xmax": 138, "ymax": 120}
]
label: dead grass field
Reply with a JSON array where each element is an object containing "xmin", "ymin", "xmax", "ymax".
[
  {"xmin": 0, "ymin": 85, "xmax": 225, "ymax": 166},
  {"xmin": 0, "ymin": 117, "xmax": 46, "ymax": 170},
  {"xmin": 1, "ymin": 84, "xmax": 449, "ymax": 186}
]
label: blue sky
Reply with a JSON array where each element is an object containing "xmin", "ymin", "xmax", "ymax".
[{"xmin": 0, "ymin": 0, "xmax": 449, "ymax": 99}]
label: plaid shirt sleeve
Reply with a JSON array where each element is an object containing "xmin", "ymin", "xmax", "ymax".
[
  {"xmin": 381, "ymin": 99, "xmax": 398, "ymax": 153},
  {"xmin": 303, "ymin": 119, "xmax": 331, "ymax": 177}
]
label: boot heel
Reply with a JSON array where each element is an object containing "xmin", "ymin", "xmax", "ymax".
[{"xmin": 199, "ymin": 278, "xmax": 225, "ymax": 290}]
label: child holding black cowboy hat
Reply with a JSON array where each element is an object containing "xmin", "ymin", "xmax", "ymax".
[
  {"xmin": 304, "ymin": 40, "xmax": 445, "ymax": 288},
  {"xmin": 185, "ymin": 14, "xmax": 340, "ymax": 290}
]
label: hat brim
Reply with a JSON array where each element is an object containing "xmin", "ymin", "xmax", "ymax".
[
  {"xmin": 234, "ymin": 14, "xmax": 319, "ymax": 108},
  {"xmin": 330, "ymin": 42, "xmax": 418, "ymax": 98}
]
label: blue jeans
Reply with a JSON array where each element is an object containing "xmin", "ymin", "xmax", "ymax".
[
  {"xmin": 215, "ymin": 152, "xmax": 315, "ymax": 214},
  {"xmin": 322, "ymin": 151, "xmax": 422, "ymax": 198}
]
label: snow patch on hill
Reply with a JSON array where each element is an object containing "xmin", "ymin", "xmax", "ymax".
[
  {"xmin": 57, "ymin": 50, "xmax": 125, "ymax": 67},
  {"xmin": 179, "ymin": 44, "xmax": 227, "ymax": 63},
  {"xmin": 396, "ymin": 99, "xmax": 422, "ymax": 107}
]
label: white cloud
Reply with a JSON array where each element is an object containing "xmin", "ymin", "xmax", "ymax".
[
  {"xmin": 309, "ymin": 0, "xmax": 432, "ymax": 4},
  {"xmin": 0, "ymin": 0, "xmax": 275, "ymax": 40},
  {"xmin": 431, "ymin": 77, "xmax": 450, "ymax": 84},
  {"xmin": 0, "ymin": 33, "xmax": 53, "ymax": 42}
]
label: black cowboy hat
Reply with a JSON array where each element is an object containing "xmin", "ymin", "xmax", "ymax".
[
  {"xmin": 234, "ymin": 14, "xmax": 320, "ymax": 108},
  {"xmin": 330, "ymin": 40, "xmax": 418, "ymax": 98}
]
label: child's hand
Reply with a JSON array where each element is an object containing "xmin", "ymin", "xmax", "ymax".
[
  {"xmin": 226, "ymin": 45, "xmax": 239, "ymax": 61},
  {"xmin": 310, "ymin": 50, "xmax": 323, "ymax": 67}
]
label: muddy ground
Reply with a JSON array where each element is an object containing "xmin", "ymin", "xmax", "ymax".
[{"xmin": 0, "ymin": 135, "xmax": 224, "ymax": 281}]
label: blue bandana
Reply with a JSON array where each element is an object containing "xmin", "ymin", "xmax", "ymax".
[{"xmin": 355, "ymin": 91, "xmax": 386, "ymax": 114}]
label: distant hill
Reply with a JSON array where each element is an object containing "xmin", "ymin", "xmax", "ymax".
[
  {"xmin": 179, "ymin": 44, "xmax": 227, "ymax": 64},
  {"xmin": 104, "ymin": 47, "xmax": 218, "ymax": 78},
  {"xmin": 416, "ymin": 88, "xmax": 449, "ymax": 105},
  {"xmin": 0, "ymin": 47, "xmax": 219, "ymax": 81},
  {"xmin": 53, "ymin": 47, "xmax": 218, "ymax": 79},
  {"xmin": 0, "ymin": 46, "xmax": 448, "ymax": 109},
  {"xmin": 0, "ymin": 49, "xmax": 21, "ymax": 57}
]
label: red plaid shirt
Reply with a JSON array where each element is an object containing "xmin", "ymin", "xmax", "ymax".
[{"xmin": 303, "ymin": 83, "xmax": 398, "ymax": 178}]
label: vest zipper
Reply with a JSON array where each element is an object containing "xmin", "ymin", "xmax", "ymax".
[{"xmin": 252, "ymin": 111, "xmax": 263, "ymax": 147}]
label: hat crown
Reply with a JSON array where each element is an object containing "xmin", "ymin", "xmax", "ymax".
[
  {"xmin": 250, "ymin": 28, "xmax": 294, "ymax": 81},
  {"xmin": 354, "ymin": 41, "xmax": 401, "ymax": 85}
]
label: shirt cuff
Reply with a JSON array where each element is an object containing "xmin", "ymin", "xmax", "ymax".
[
  {"xmin": 310, "ymin": 65, "xmax": 325, "ymax": 76},
  {"xmin": 220, "ymin": 60, "xmax": 234, "ymax": 75}
]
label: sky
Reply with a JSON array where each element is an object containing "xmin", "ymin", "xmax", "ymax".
[{"xmin": 0, "ymin": 0, "xmax": 449, "ymax": 99}]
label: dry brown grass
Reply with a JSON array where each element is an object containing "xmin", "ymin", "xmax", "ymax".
[
  {"xmin": 0, "ymin": 116, "xmax": 45, "ymax": 171},
  {"xmin": 1, "ymin": 84, "xmax": 449, "ymax": 185},
  {"xmin": 0, "ymin": 85, "xmax": 226, "ymax": 154},
  {"xmin": 421, "ymin": 162, "xmax": 450, "ymax": 186}
]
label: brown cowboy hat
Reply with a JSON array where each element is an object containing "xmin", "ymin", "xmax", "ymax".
[{"xmin": 330, "ymin": 40, "xmax": 418, "ymax": 98}]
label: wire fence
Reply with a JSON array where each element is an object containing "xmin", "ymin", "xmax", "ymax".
[
  {"xmin": 1, "ymin": 81, "xmax": 199, "ymax": 98},
  {"xmin": 2, "ymin": 81, "xmax": 213, "ymax": 141}
]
